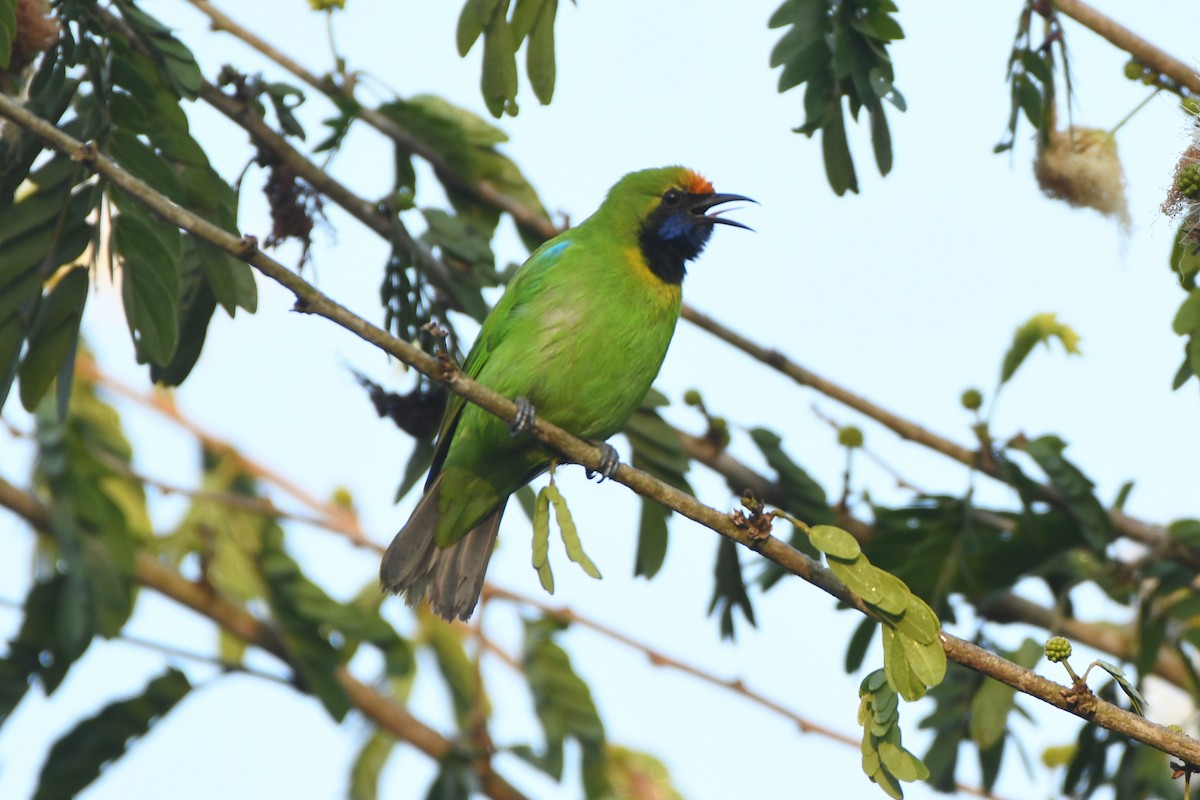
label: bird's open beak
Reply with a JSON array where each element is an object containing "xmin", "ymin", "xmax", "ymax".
[{"xmin": 691, "ymin": 192, "xmax": 756, "ymax": 231}]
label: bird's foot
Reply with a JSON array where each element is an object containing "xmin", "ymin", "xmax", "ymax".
[
  {"xmin": 509, "ymin": 397, "xmax": 536, "ymax": 436},
  {"xmin": 586, "ymin": 443, "xmax": 620, "ymax": 482}
]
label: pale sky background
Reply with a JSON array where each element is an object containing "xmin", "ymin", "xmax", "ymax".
[{"xmin": 2, "ymin": 2, "xmax": 1199, "ymax": 799}]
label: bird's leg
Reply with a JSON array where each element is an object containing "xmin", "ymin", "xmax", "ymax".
[
  {"xmin": 585, "ymin": 442, "xmax": 621, "ymax": 482},
  {"xmin": 509, "ymin": 397, "xmax": 536, "ymax": 436}
]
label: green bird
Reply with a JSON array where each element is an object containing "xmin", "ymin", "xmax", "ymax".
[{"xmin": 380, "ymin": 166, "xmax": 751, "ymax": 620}]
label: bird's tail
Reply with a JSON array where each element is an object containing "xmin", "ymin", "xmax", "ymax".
[{"xmin": 380, "ymin": 477, "xmax": 505, "ymax": 621}]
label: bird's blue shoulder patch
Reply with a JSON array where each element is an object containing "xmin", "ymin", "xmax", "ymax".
[{"xmin": 537, "ymin": 240, "xmax": 571, "ymax": 262}]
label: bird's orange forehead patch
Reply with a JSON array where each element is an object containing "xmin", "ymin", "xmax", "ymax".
[{"xmin": 682, "ymin": 170, "xmax": 714, "ymax": 195}]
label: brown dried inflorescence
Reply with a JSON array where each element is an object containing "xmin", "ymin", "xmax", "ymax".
[
  {"xmin": 1035, "ymin": 125, "xmax": 1131, "ymax": 233},
  {"xmin": 1, "ymin": 0, "xmax": 60, "ymax": 86},
  {"xmin": 255, "ymin": 148, "xmax": 321, "ymax": 259}
]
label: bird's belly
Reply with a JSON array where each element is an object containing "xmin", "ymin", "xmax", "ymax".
[{"xmin": 526, "ymin": 305, "xmax": 676, "ymax": 439}]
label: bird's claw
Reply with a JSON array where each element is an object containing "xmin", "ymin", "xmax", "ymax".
[
  {"xmin": 586, "ymin": 443, "xmax": 620, "ymax": 482},
  {"xmin": 509, "ymin": 397, "xmax": 536, "ymax": 436}
]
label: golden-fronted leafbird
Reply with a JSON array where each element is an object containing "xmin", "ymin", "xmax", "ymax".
[{"xmin": 380, "ymin": 166, "xmax": 751, "ymax": 620}]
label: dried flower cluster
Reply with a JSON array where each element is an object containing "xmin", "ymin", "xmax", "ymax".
[
  {"xmin": 1035, "ymin": 125, "xmax": 1132, "ymax": 233},
  {"xmin": 0, "ymin": 0, "xmax": 60, "ymax": 88}
]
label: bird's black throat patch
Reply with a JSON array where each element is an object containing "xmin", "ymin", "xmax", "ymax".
[{"xmin": 637, "ymin": 193, "xmax": 715, "ymax": 285}]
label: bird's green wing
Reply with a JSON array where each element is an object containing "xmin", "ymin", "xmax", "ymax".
[{"xmin": 423, "ymin": 237, "xmax": 574, "ymax": 489}]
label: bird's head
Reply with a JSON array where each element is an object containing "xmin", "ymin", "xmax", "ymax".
[{"xmin": 610, "ymin": 167, "xmax": 752, "ymax": 285}]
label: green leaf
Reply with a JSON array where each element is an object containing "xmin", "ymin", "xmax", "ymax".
[
  {"xmin": 868, "ymin": 568, "xmax": 910, "ymax": 617},
  {"xmin": 456, "ymin": 0, "xmax": 497, "ymax": 56},
  {"xmin": 0, "ymin": 0, "xmax": 24, "ymax": 56},
  {"xmin": 1091, "ymin": 660, "xmax": 1147, "ymax": 715},
  {"xmin": 826, "ymin": 554, "xmax": 884, "ymax": 606},
  {"xmin": 425, "ymin": 755, "xmax": 478, "ymax": 800},
  {"xmin": 1, "ymin": 577, "xmax": 75, "ymax": 712},
  {"xmin": 106, "ymin": 129, "xmax": 184, "ymax": 203},
  {"xmin": 1020, "ymin": 48, "xmax": 1054, "ymax": 86},
  {"xmin": 112, "ymin": 192, "xmax": 182, "ymax": 366},
  {"xmin": 420, "ymin": 609, "xmax": 486, "ymax": 729},
  {"xmin": 33, "ymin": 376, "xmax": 144, "ymax": 664},
  {"xmin": 0, "ymin": 0, "xmax": 15, "ymax": 69},
  {"xmin": 479, "ymin": 2, "xmax": 518, "ymax": 117},
  {"xmin": 627, "ymin": 397, "xmax": 693, "ymax": 578},
  {"xmin": 870, "ymin": 105, "xmax": 893, "ymax": 176},
  {"xmin": 882, "ymin": 626, "xmax": 926, "ymax": 701},
  {"xmin": 258, "ymin": 527, "xmax": 353, "ymax": 721},
  {"xmin": 772, "ymin": 0, "xmax": 902, "ymax": 194},
  {"xmin": 1173, "ymin": 289, "xmax": 1200, "ymax": 335},
  {"xmin": 867, "ymin": 499, "xmax": 1086, "ymax": 618},
  {"xmin": 197, "ymin": 241, "xmax": 255, "ymax": 318},
  {"xmin": 968, "ymin": 638, "xmax": 1041, "ymax": 752},
  {"xmin": 544, "ymin": 483, "xmax": 601, "ymax": 579},
  {"xmin": 708, "ymin": 537, "xmax": 756, "ymax": 640},
  {"xmin": 1019, "ymin": 435, "xmax": 1113, "ymax": 550},
  {"xmin": 878, "ymin": 740, "xmax": 925, "ymax": 782},
  {"xmin": 524, "ymin": 0, "xmax": 557, "ymax": 105},
  {"xmin": 605, "ymin": 745, "xmax": 684, "ymax": 800},
  {"xmin": 634, "ymin": 502, "xmax": 669, "ymax": 579},
  {"xmin": 533, "ymin": 484, "xmax": 554, "ymax": 593},
  {"xmin": 810, "ymin": 524, "xmax": 861, "ymax": 560},
  {"xmin": 159, "ymin": 449, "xmax": 268, "ymax": 604},
  {"xmin": 119, "ymin": 3, "xmax": 203, "ymax": 100},
  {"xmin": 822, "ymin": 102, "xmax": 858, "ymax": 195},
  {"xmin": 970, "ymin": 676, "xmax": 1015, "ymax": 750},
  {"xmin": 510, "ymin": 0, "xmax": 545, "ymax": 42},
  {"xmin": 1015, "ymin": 74, "xmax": 1044, "ymax": 130},
  {"xmin": 349, "ymin": 730, "xmax": 397, "ymax": 800},
  {"xmin": 522, "ymin": 619, "xmax": 607, "ymax": 790},
  {"xmin": 1000, "ymin": 312, "xmax": 1082, "ymax": 385},
  {"xmin": 845, "ymin": 617, "xmax": 877, "ymax": 674},
  {"xmin": 777, "ymin": 40, "xmax": 829, "ymax": 92},
  {"xmin": 18, "ymin": 267, "xmax": 88, "ymax": 415},
  {"xmin": 147, "ymin": 251, "xmax": 217, "ymax": 387},
  {"xmin": 891, "ymin": 593, "xmax": 940, "ymax": 645},
  {"xmin": 395, "ymin": 436, "xmax": 437, "ymax": 502},
  {"xmin": 748, "ymin": 429, "xmax": 835, "ymax": 524},
  {"xmin": 0, "ymin": 159, "xmax": 95, "ymax": 412},
  {"xmin": 901, "ymin": 632, "xmax": 947, "ymax": 690},
  {"xmin": 32, "ymin": 668, "xmax": 190, "ymax": 800}
]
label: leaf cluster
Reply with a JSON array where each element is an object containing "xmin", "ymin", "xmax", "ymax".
[
  {"xmin": 769, "ymin": 0, "xmax": 905, "ymax": 194},
  {"xmin": 858, "ymin": 669, "xmax": 929, "ymax": 799},
  {"xmin": 456, "ymin": 0, "xmax": 561, "ymax": 117}
]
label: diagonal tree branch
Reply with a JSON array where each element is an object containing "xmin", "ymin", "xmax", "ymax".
[{"xmin": 1, "ymin": 92, "xmax": 1196, "ymax": 770}]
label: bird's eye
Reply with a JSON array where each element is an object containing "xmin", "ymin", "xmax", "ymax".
[{"xmin": 662, "ymin": 189, "xmax": 683, "ymax": 206}]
